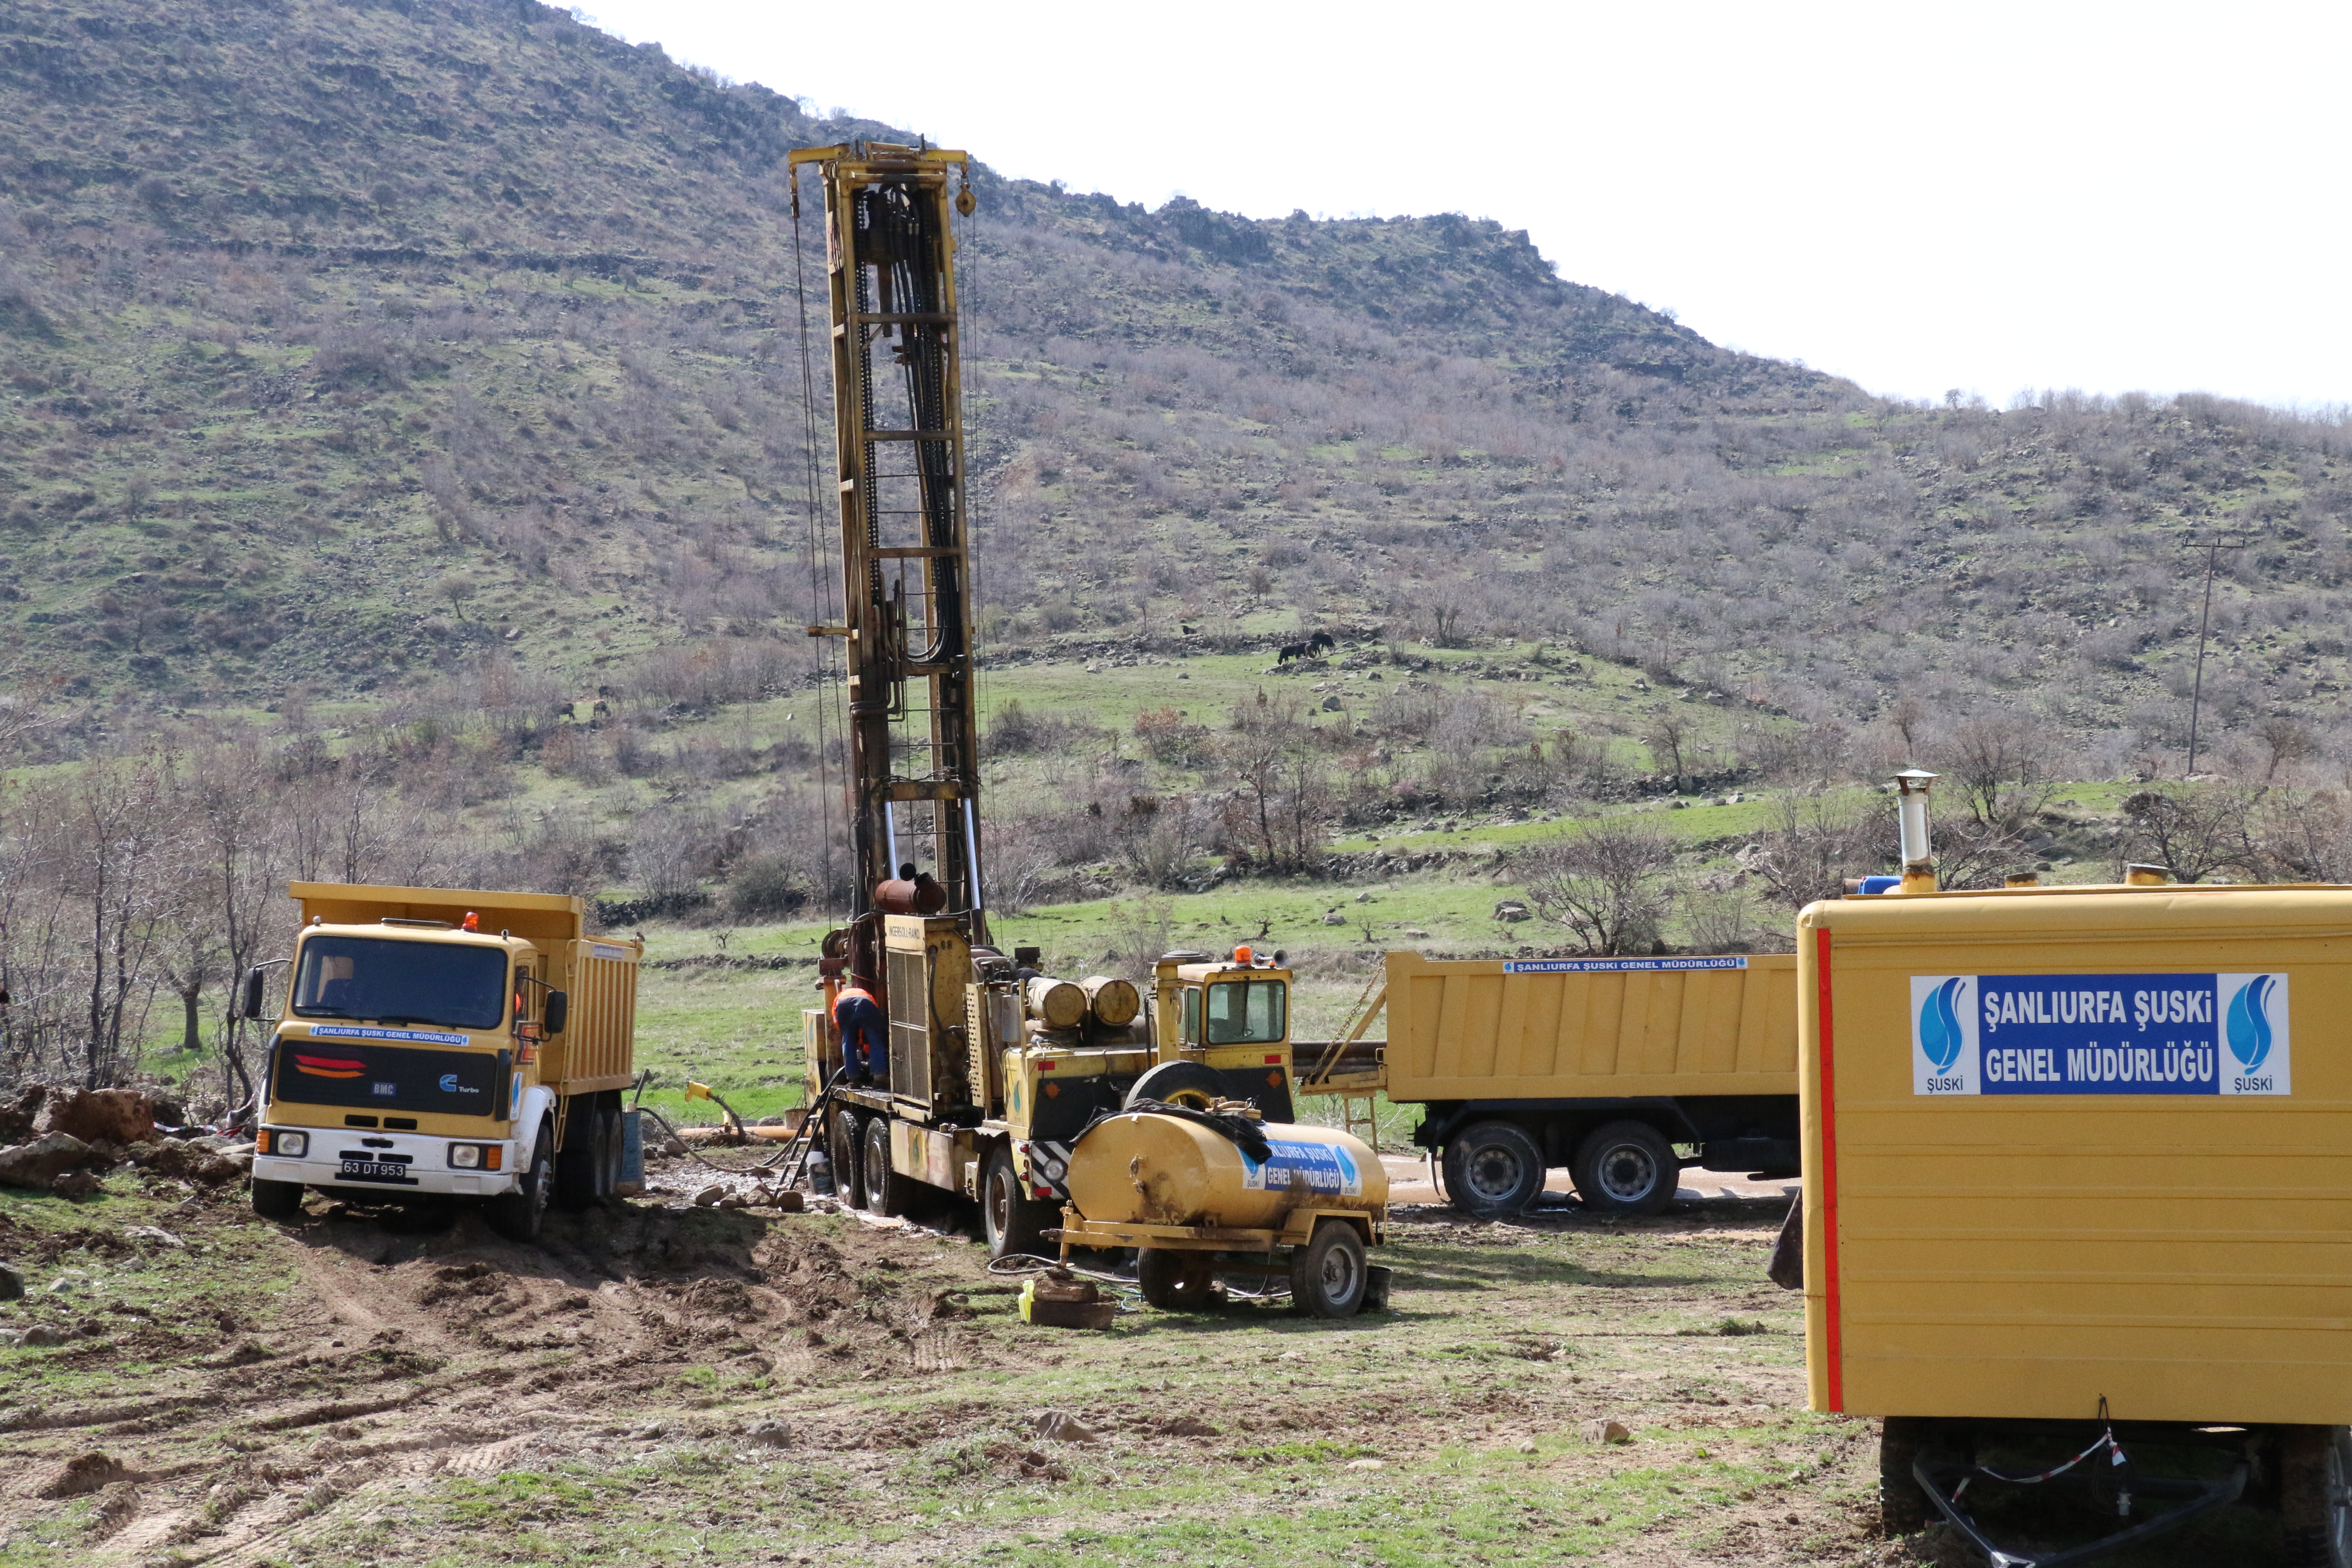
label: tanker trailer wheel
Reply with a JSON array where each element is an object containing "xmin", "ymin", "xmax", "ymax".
[
  {"xmin": 861, "ymin": 1114, "xmax": 913, "ymax": 1218},
  {"xmin": 827, "ymin": 1105, "xmax": 867, "ymax": 1210},
  {"xmin": 250, "ymin": 1178, "xmax": 304, "ymax": 1221},
  {"xmin": 982, "ymin": 1143, "xmax": 1053, "ymax": 1261},
  {"xmin": 1572, "ymin": 1120, "xmax": 1678, "ymax": 1216},
  {"xmin": 2280, "ymin": 1424, "xmax": 2352, "ymax": 1568},
  {"xmin": 487, "ymin": 1122, "xmax": 554, "ymax": 1244},
  {"xmin": 1125, "ymin": 1060, "xmax": 1230, "ymax": 1112},
  {"xmin": 1289, "ymin": 1219, "xmax": 1368, "ymax": 1319},
  {"xmin": 1442, "ymin": 1121, "xmax": 1546, "ymax": 1218},
  {"xmin": 1138, "ymin": 1247, "xmax": 1219, "ymax": 1310}
]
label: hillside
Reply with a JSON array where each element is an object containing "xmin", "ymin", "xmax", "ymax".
[{"xmin": 2, "ymin": 0, "xmax": 2348, "ymax": 778}]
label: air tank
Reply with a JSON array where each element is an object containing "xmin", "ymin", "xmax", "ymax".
[
  {"xmin": 1080, "ymin": 975, "xmax": 1141, "ymax": 1027},
  {"xmin": 1025, "ymin": 977, "xmax": 1087, "ymax": 1029},
  {"xmin": 1065, "ymin": 1113, "xmax": 1387, "ymax": 1231}
]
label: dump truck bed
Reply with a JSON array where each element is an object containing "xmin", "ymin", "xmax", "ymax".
[
  {"xmin": 1799, "ymin": 883, "xmax": 2352, "ymax": 1427},
  {"xmin": 1374, "ymin": 950, "xmax": 1798, "ymax": 1102}
]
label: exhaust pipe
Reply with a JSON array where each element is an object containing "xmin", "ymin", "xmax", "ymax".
[{"xmin": 1893, "ymin": 769, "xmax": 1939, "ymax": 894}]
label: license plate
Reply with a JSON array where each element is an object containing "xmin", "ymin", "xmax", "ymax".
[{"xmin": 338, "ymin": 1160, "xmax": 417, "ymax": 1185}]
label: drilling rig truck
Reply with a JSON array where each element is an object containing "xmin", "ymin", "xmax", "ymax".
[{"xmin": 787, "ymin": 141, "xmax": 1385, "ymax": 1316}]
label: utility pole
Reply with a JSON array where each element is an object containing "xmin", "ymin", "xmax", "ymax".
[{"xmin": 2182, "ymin": 530, "xmax": 2254, "ymax": 779}]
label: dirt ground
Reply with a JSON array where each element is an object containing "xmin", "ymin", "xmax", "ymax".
[{"xmin": 0, "ymin": 1152, "xmax": 2299, "ymax": 1568}]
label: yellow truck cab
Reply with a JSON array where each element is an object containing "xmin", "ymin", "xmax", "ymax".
[
  {"xmin": 246, "ymin": 884, "xmax": 639, "ymax": 1242},
  {"xmin": 1146, "ymin": 946, "xmax": 1297, "ymax": 1120}
]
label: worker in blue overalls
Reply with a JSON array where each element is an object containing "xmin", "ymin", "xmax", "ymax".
[{"xmin": 833, "ymin": 978, "xmax": 888, "ymax": 1088}]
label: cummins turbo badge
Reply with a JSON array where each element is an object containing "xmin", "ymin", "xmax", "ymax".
[{"xmin": 1909, "ymin": 972, "xmax": 2289, "ymax": 1097}]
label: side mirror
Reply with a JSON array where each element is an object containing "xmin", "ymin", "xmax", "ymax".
[
  {"xmin": 544, "ymin": 991, "xmax": 569, "ymax": 1036},
  {"xmin": 240, "ymin": 966, "xmax": 269, "ymax": 1021}
]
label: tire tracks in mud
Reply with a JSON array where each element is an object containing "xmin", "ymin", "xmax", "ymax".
[{"xmin": 20, "ymin": 1194, "xmax": 947, "ymax": 1567}]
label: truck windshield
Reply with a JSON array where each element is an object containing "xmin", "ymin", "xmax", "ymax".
[
  {"xmin": 291, "ymin": 936, "xmax": 507, "ymax": 1031},
  {"xmin": 1205, "ymin": 979, "xmax": 1286, "ymax": 1045}
]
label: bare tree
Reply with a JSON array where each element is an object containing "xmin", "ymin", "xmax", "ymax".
[
  {"xmin": 1938, "ymin": 714, "xmax": 2060, "ymax": 835},
  {"xmin": 2116, "ymin": 787, "xmax": 2260, "ymax": 884},
  {"xmin": 1519, "ymin": 818, "xmax": 1681, "ymax": 955},
  {"xmin": 1749, "ymin": 791, "xmax": 1890, "ymax": 909}
]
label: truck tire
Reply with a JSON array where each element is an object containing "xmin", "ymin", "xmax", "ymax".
[
  {"xmin": 861, "ymin": 1113, "xmax": 913, "ymax": 1218},
  {"xmin": 1289, "ymin": 1219, "xmax": 1368, "ymax": 1319},
  {"xmin": 1573, "ymin": 1120, "xmax": 1678, "ymax": 1216},
  {"xmin": 487, "ymin": 1124, "xmax": 553, "ymax": 1244},
  {"xmin": 828, "ymin": 1106, "xmax": 866, "ymax": 1210},
  {"xmin": 2280, "ymin": 1424, "xmax": 2352, "ymax": 1568},
  {"xmin": 1138, "ymin": 1248, "xmax": 1220, "ymax": 1310},
  {"xmin": 1442, "ymin": 1121, "xmax": 1546, "ymax": 1217},
  {"xmin": 1125, "ymin": 1060, "xmax": 1229, "ymax": 1112},
  {"xmin": 595, "ymin": 1103, "xmax": 622, "ymax": 1200},
  {"xmin": 982, "ymin": 1142, "xmax": 1053, "ymax": 1261},
  {"xmin": 251, "ymin": 1178, "xmax": 304, "ymax": 1221},
  {"xmin": 554, "ymin": 1102, "xmax": 600, "ymax": 1212}
]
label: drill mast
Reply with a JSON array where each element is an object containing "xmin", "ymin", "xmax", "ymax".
[{"xmin": 791, "ymin": 142, "xmax": 986, "ymax": 941}]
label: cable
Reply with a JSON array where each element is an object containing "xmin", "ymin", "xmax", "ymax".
[{"xmin": 791, "ymin": 165, "xmax": 840, "ymax": 924}]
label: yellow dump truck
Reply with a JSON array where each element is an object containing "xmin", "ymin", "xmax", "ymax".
[
  {"xmin": 1300, "ymin": 950, "xmax": 1799, "ymax": 1216},
  {"xmin": 1799, "ymin": 879, "xmax": 2352, "ymax": 1562},
  {"xmin": 245, "ymin": 884, "xmax": 640, "ymax": 1243}
]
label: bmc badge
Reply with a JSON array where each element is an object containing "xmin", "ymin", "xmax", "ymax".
[
  {"xmin": 1911, "ymin": 975, "xmax": 1979, "ymax": 1094},
  {"xmin": 1910, "ymin": 972, "xmax": 2288, "ymax": 1097}
]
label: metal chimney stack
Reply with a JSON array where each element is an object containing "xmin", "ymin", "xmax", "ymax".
[{"xmin": 1893, "ymin": 769, "xmax": 1939, "ymax": 894}]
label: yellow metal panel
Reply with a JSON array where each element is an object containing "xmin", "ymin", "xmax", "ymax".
[
  {"xmin": 1801, "ymin": 884, "xmax": 2352, "ymax": 1427},
  {"xmin": 1381, "ymin": 952, "xmax": 1797, "ymax": 1101}
]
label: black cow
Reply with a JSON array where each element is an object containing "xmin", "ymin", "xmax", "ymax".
[
  {"xmin": 1277, "ymin": 642, "xmax": 1309, "ymax": 663},
  {"xmin": 1307, "ymin": 631, "xmax": 1336, "ymax": 654}
]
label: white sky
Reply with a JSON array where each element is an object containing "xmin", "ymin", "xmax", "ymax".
[{"xmin": 576, "ymin": 0, "xmax": 2350, "ymax": 410}]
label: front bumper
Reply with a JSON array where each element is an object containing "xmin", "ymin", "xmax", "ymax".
[{"xmin": 255, "ymin": 1128, "xmax": 520, "ymax": 1197}]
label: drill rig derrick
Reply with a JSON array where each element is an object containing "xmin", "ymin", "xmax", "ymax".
[
  {"xmin": 793, "ymin": 140, "xmax": 992, "ymax": 1135},
  {"xmin": 793, "ymin": 141, "xmax": 987, "ymax": 966}
]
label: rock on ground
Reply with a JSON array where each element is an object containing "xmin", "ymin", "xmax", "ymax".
[
  {"xmin": 37, "ymin": 1088, "xmax": 157, "ymax": 1146},
  {"xmin": 0, "ymin": 1131, "xmax": 98, "ymax": 1190}
]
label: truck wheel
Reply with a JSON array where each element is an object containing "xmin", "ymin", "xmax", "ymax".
[
  {"xmin": 861, "ymin": 1114, "xmax": 912, "ymax": 1218},
  {"xmin": 251, "ymin": 1178, "xmax": 304, "ymax": 1221},
  {"xmin": 487, "ymin": 1124, "xmax": 553, "ymax": 1243},
  {"xmin": 554, "ymin": 1104, "xmax": 600, "ymax": 1212},
  {"xmin": 1442, "ymin": 1121, "xmax": 1546, "ymax": 1217},
  {"xmin": 1125, "ymin": 1060, "xmax": 1229, "ymax": 1112},
  {"xmin": 1138, "ymin": 1248, "xmax": 1219, "ymax": 1310},
  {"xmin": 1573, "ymin": 1120, "xmax": 1678, "ymax": 1216},
  {"xmin": 982, "ymin": 1143, "xmax": 1053, "ymax": 1261},
  {"xmin": 2280, "ymin": 1424, "xmax": 2352, "ymax": 1567},
  {"xmin": 1289, "ymin": 1219, "xmax": 1368, "ymax": 1319},
  {"xmin": 828, "ymin": 1106, "xmax": 866, "ymax": 1210},
  {"xmin": 595, "ymin": 1105, "xmax": 622, "ymax": 1200}
]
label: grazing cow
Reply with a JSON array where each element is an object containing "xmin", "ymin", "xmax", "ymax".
[
  {"xmin": 1307, "ymin": 631, "xmax": 1335, "ymax": 655},
  {"xmin": 1277, "ymin": 642, "xmax": 1309, "ymax": 663}
]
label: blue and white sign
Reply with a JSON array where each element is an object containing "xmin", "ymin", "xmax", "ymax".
[
  {"xmin": 1910, "ymin": 973, "xmax": 2289, "ymax": 1096},
  {"xmin": 1239, "ymin": 1138, "xmax": 1364, "ymax": 1197},
  {"xmin": 1503, "ymin": 956, "xmax": 1748, "ymax": 974}
]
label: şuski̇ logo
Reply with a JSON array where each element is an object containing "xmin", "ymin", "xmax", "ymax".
[
  {"xmin": 2225, "ymin": 974, "xmax": 2276, "ymax": 1074},
  {"xmin": 1920, "ymin": 978, "xmax": 1966, "ymax": 1072}
]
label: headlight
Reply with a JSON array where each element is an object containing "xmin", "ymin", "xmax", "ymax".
[
  {"xmin": 277, "ymin": 1130, "xmax": 309, "ymax": 1158},
  {"xmin": 449, "ymin": 1144, "xmax": 481, "ymax": 1169},
  {"xmin": 1042, "ymin": 1158, "xmax": 1067, "ymax": 1181}
]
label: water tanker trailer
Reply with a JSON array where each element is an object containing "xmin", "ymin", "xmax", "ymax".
[{"xmin": 1054, "ymin": 1109, "xmax": 1389, "ymax": 1318}]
